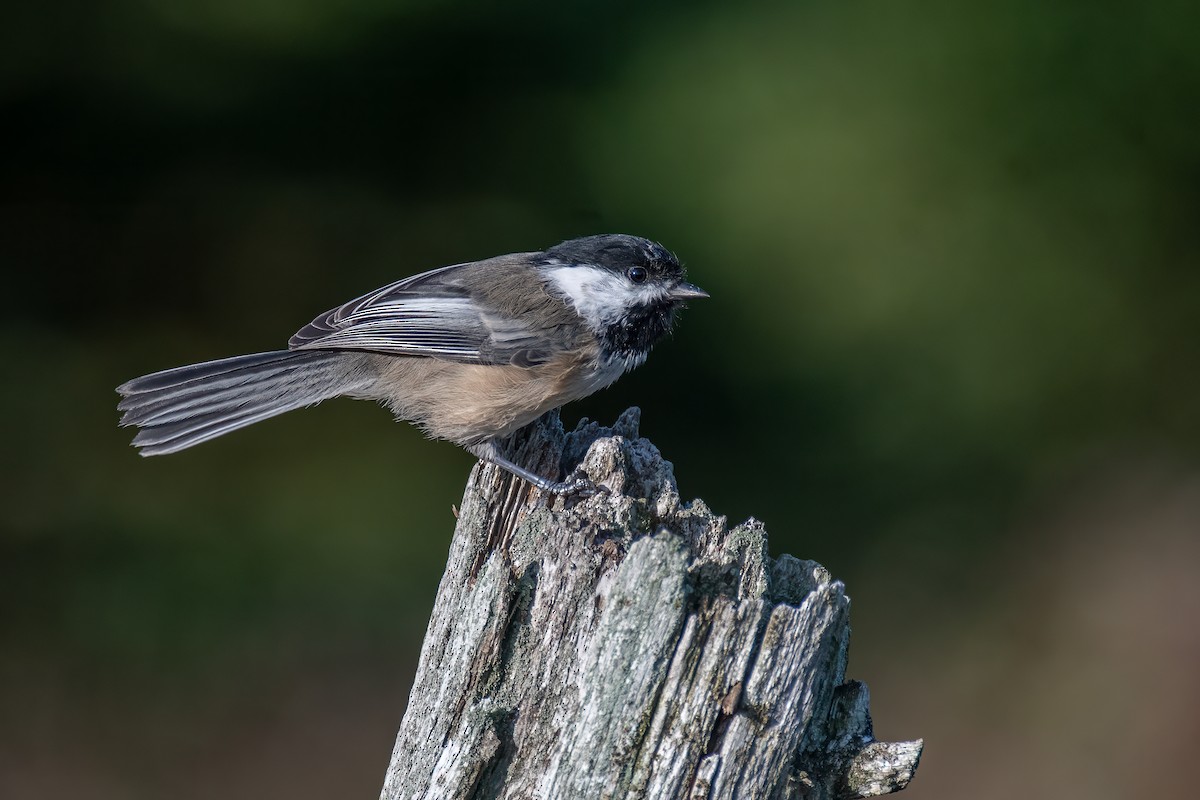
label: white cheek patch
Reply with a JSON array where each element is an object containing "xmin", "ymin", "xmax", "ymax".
[{"xmin": 546, "ymin": 265, "xmax": 668, "ymax": 331}]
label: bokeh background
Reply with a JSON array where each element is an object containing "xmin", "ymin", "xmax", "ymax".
[{"xmin": 3, "ymin": 1, "xmax": 1199, "ymax": 797}]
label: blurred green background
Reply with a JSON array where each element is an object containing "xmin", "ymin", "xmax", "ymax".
[{"xmin": 3, "ymin": 1, "xmax": 1199, "ymax": 797}]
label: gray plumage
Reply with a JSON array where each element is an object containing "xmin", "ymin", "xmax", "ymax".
[
  {"xmin": 117, "ymin": 234, "xmax": 705, "ymax": 492},
  {"xmin": 117, "ymin": 350, "xmax": 374, "ymax": 455}
]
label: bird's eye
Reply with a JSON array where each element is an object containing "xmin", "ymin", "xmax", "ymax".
[{"xmin": 627, "ymin": 266, "xmax": 648, "ymax": 284}]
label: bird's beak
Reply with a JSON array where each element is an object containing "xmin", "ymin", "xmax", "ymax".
[{"xmin": 670, "ymin": 282, "xmax": 710, "ymax": 300}]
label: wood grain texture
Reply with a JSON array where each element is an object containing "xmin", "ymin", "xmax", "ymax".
[{"xmin": 380, "ymin": 409, "xmax": 921, "ymax": 800}]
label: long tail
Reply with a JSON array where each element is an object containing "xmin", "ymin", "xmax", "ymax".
[{"xmin": 117, "ymin": 350, "xmax": 365, "ymax": 456}]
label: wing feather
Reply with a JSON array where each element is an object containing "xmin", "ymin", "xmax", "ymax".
[{"xmin": 287, "ymin": 262, "xmax": 558, "ymax": 366}]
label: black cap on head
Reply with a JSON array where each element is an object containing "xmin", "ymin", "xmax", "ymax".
[{"xmin": 544, "ymin": 234, "xmax": 681, "ymax": 278}]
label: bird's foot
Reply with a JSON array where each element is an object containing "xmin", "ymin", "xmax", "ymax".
[{"xmin": 548, "ymin": 468, "xmax": 608, "ymax": 498}]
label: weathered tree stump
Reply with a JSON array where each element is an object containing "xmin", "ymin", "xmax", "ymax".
[{"xmin": 380, "ymin": 409, "xmax": 921, "ymax": 800}]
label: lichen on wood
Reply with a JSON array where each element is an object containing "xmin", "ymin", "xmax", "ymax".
[{"xmin": 380, "ymin": 409, "xmax": 921, "ymax": 800}]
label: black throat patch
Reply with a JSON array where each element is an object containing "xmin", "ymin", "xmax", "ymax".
[{"xmin": 601, "ymin": 301, "xmax": 677, "ymax": 360}]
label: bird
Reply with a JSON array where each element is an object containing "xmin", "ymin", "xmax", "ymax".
[{"xmin": 116, "ymin": 234, "xmax": 707, "ymax": 494}]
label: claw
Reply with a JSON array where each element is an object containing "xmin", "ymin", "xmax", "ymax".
[
  {"xmin": 468, "ymin": 443, "xmax": 609, "ymax": 499},
  {"xmin": 553, "ymin": 469, "xmax": 608, "ymax": 498}
]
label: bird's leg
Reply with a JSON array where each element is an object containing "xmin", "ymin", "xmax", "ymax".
[{"xmin": 467, "ymin": 442, "xmax": 605, "ymax": 497}]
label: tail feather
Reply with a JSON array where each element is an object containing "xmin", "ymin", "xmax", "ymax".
[
  {"xmin": 118, "ymin": 358, "xmax": 331, "ymax": 427},
  {"xmin": 117, "ymin": 351, "xmax": 297, "ymax": 395},
  {"xmin": 117, "ymin": 350, "xmax": 365, "ymax": 456},
  {"xmin": 130, "ymin": 401, "xmax": 304, "ymax": 454}
]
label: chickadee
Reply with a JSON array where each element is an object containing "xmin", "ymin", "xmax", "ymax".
[{"xmin": 117, "ymin": 234, "xmax": 707, "ymax": 493}]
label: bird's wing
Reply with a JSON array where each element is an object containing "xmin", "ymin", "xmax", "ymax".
[{"xmin": 288, "ymin": 262, "xmax": 558, "ymax": 367}]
